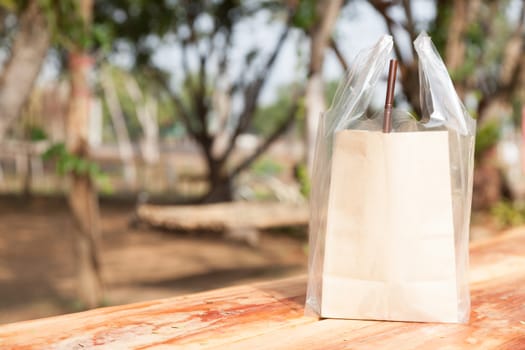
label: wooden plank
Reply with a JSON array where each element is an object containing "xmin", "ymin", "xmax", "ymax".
[
  {"xmin": 1, "ymin": 229, "xmax": 524, "ymax": 349},
  {"xmin": 0, "ymin": 277, "xmax": 309, "ymax": 350},
  {"xmin": 137, "ymin": 202, "xmax": 309, "ymax": 231}
]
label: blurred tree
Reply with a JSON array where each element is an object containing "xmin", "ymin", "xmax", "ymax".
[
  {"xmin": 296, "ymin": 0, "xmax": 343, "ymax": 172},
  {"xmin": 100, "ymin": 66, "xmax": 137, "ymax": 187},
  {"xmin": 324, "ymin": 80, "xmax": 340, "ymax": 105},
  {"xmin": 369, "ymin": 0, "xmax": 525, "ymax": 208},
  {"xmin": 0, "ymin": 0, "xmax": 51, "ymax": 139},
  {"xmin": 251, "ymin": 79, "xmax": 340, "ymax": 138},
  {"xmin": 368, "ymin": 0, "xmax": 420, "ymax": 116},
  {"xmin": 94, "ymin": 0, "xmax": 302, "ymax": 202},
  {"xmin": 65, "ymin": 0, "xmax": 104, "ymax": 308},
  {"xmin": 369, "ymin": 0, "xmax": 525, "ymax": 122},
  {"xmin": 0, "ymin": 0, "xmax": 109, "ymax": 307},
  {"xmin": 252, "ymin": 84, "xmax": 297, "ymax": 136}
]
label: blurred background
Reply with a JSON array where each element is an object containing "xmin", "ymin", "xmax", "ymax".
[{"xmin": 1, "ymin": 0, "xmax": 525, "ymax": 324}]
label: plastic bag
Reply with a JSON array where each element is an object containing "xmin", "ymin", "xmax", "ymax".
[{"xmin": 306, "ymin": 32, "xmax": 476, "ymax": 323}]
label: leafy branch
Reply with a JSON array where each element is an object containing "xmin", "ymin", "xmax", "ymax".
[
  {"xmin": 43, "ymin": 143, "xmax": 111, "ymax": 191},
  {"xmin": 38, "ymin": 0, "xmax": 112, "ymax": 52}
]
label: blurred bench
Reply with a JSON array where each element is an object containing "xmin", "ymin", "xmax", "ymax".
[
  {"xmin": 137, "ymin": 202, "xmax": 309, "ymax": 245},
  {"xmin": 1, "ymin": 229, "xmax": 524, "ymax": 349}
]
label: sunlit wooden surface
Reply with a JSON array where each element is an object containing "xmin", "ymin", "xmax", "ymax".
[{"xmin": 1, "ymin": 229, "xmax": 524, "ymax": 349}]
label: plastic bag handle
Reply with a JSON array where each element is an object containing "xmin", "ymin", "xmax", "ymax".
[
  {"xmin": 414, "ymin": 32, "xmax": 476, "ymax": 136},
  {"xmin": 325, "ymin": 35, "xmax": 393, "ymax": 134}
]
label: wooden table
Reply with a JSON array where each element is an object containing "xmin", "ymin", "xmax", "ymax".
[{"xmin": 1, "ymin": 229, "xmax": 524, "ymax": 349}]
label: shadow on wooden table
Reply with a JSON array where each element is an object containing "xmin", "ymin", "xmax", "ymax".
[{"xmin": 135, "ymin": 265, "xmax": 304, "ymax": 293}]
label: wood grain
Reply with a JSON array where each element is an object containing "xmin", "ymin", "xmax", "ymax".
[{"xmin": 1, "ymin": 229, "xmax": 524, "ymax": 349}]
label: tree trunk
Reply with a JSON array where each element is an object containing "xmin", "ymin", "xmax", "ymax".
[
  {"xmin": 69, "ymin": 174, "xmax": 103, "ymax": 307},
  {"xmin": 0, "ymin": 0, "xmax": 50, "ymax": 139},
  {"xmin": 202, "ymin": 157, "xmax": 233, "ymax": 203},
  {"xmin": 66, "ymin": 0, "xmax": 103, "ymax": 309},
  {"xmin": 443, "ymin": 0, "xmax": 482, "ymax": 100},
  {"xmin": 399, "ymin": 62, "xmax": 421, "ymax": 118},
  {"xmin": 203, "ymin": 177, "xmax": 233, "ymax": 203},
  {"xmin": 445, "ymin": 0, "xmax": 467, "ymax": 73},
  {"xmin": 305, "ymin": 0, "xmax": 343, "ymax": 173},
  {"xmin": 67, "ymin": 52, "xmax": 103, "ymax": 308}
]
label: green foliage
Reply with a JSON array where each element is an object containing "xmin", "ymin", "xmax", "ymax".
[
  {"xmin": 511, "ymin": 98, "xmax": 523, "ymax": 128},
  {"xmin": 39, "ymin": 0, "xmax": 113, "ymax": 51},
  {"xmin": 0, "ymin": 0, "xmax": 17, "ymax": 11},
  {"xmin": 93, "ymin": 0, "xmax": 256, "ymax": 67},
  {"xmin": 491, "ymin": 201, "xmax": 525, "ymax": 228},
  {"xmin": 291, "ymin": 0, "xmax": 317, "ymax": 30},
  {"xmin": 324, "ymin": 80, "xmax": 339, "ymax": 106},
  {"xmin": 291, "ymin": 94, "xmax": 307, "ymax": 140},
  {"xmin": 427, "ymin": 1, "xmax": 452, "ymax": 56},
  {"xmin": 251, "ymin": 157, "xmax": 283, "ymax": 177},
  {"xmin": 252, "ymin": 186, "xmax": 278, "ymax": 201},
  {"xmin": 252, "ymin": 82, "xmax": 306, "ymax": 137},
  {"xmin": 465, "ymin": 21, "xmax": 484, "ymax": 48},
  {"xmin": 252, "ymin": 97, "xmax": 292, "ymax": 136},
  {"xmin": 42, "ymin": 143, "xmax": 111, "ymax": 191},
  {"xmin": 427, "ymin": 1, "xmax": 510, "ymax": 86},
  {"xmin": 28, "ymin": 126, "xmax": 47, "ymax": 141},
  {"xmin": 98, "ymin": 65, "xmax": 178, "ymax": 142},
  {"xmin": 295, "ymin": 162, "xmax": 310, "ymax": 197},
  {"xmin": 91, "ymin": 23, "xmax": 113, "ymax": 52},
  {"xmin": 450, "ymin": 21, "xmax": 484, "ymax": 81},
  {"xmin": 475, "ymin": 121, "xmax": 500, "ymax": 157},
  {"xmin": 92, "ymin": 0, "xmax": 294, "ymax": 185}
]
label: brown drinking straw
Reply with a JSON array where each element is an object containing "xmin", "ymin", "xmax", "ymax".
[{"xmin": 383, "ymin": 59, "xmax": 398, "ymax": 133}]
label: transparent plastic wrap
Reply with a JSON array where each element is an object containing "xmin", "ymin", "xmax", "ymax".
[{"xmin": 306, "ymin": 32, "xmax": 476, "ymax": 323}]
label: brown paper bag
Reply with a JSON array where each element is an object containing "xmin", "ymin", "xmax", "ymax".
[{"xmin": 321, "ymin": 129, "xmax": 458, "ymax": 322}]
